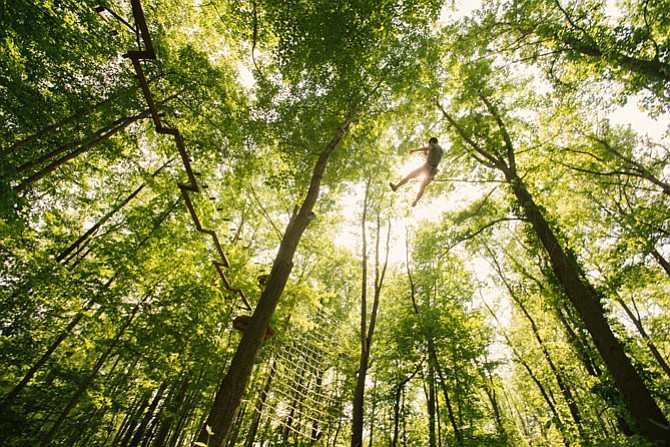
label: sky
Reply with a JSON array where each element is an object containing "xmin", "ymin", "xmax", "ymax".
[{"xmin": 609, "ymin": 99, "xmax": 670, "ymax": 140}]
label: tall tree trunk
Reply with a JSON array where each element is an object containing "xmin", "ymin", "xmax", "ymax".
[
  {"xmin": 481, "ymin": 358, "xmax": 505, "ymax": 438},
  {"xmin": 367, "ymin": 378, "xmax": 377, "ymax": 447},
  {"xmin": 427, "ymin": 340, "xmax": 463, "ymax": 446},
  {"xmin": 126, "ymin": 383, "xmax": 167, "ymax": 447},
  {"xmin": 311, "ymin": 369, "xmax": 325, "ymax": 443},
  {"xmin": 390, "ymin": 382, "xmax": 403, "ymax": 447},
  {"xmin": 0, "ymin": 274, "xmax": 116, "ymax": 408},
  {"xmin": 501, "ymin": 387, "xmax": 534, "ymax": 447},
  {"xmin": 425, "ymin": 364, "xmax": 437, "ymax": 447},
  {"xmin": 487, "ymin": 247, "xmax": 586, "ymax": 439},
  {"xmin": 484, "ymin": 301, "xmax": 569, "ymax": 446},
  {"xmin": 150, "ymin": 375, "xmax": 190, "ymax": 447},
  {"xmin": 651, "ymin": 249, "xmax": 670, "ymax": 277},
  {"xmin": 351, "ymin": 178, "xmax": 371, "ymax": 447},
  {"xmin": 62, "ymin": 236, "xmax": 95, "ymax": 266},
  {"xmin": 390, "ymin": 366, "xmax": 420, "ymax": 447},
  {"xmin": 112, "ymin": 392, "xmax": 150, "ymax": 447},
  {"xmin": 517, "ymin": 295, "xmax": 584, "ymax": 434},
  {"xmin": 554, "ymin": 306, "xmax": 602, "ymax": 378},
  {"xmin": 226, "ymin": 404, "xmax": 247, "ymax": 447},
  {"xmin": 508, "ymin": 175, "xmax": 669, "ymax": 443},
  {"xmin": 405, "ymin": 233, "xmax": 463, "ymax": 444},
  {"xmin": 441, "ymin": 97, "xmax": 670, "ymax": 445},
  {"xmin": 351, "ymin": 183, "xmax": 390, "ymax": 447},
  {"xmin": 280, "ymin": 379, "xmax": 301, "ymax": 443},
  {"xmin": 2, "ymin": 199, "xmax": 177, "ymax": 408},
  {"xmin": 555, "ymin": 305, "xmax": 636, "ymax": 435},
  {"xmin": 243, "ymin": 357, "xmax": 277, "ymax": 447},
  {"xmin": 196, "ymin": 110, "xmax": 357, "ymax": 447},
  {"xmin": 173, "ymin": 372, "xmax": 204, "ymax": 447}
]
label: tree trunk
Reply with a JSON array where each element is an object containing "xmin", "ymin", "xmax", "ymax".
[
  {"xmin": 615, "ymin": 294, "xmax": 670, "ymax": 380},
  {"xmin": 112, "ymin": 393, "xmax": 150, "ymax": 447},
  {"xmin": 441, "ymin": 96, "xmax": 670, "ymax": 445},
  {"xmin": 126, "ymin": 383, "xmax": 167, "ymax": 447},
  {"xmin": 405, "ymin": 232, "xmax": 463, "ymax": 445},
  {"xmin": 554, "ymin": 306, "xmax": 602, "ymax": 378},
  {"xmin": 149, "ymin": 375, "xmax": 190, "ymax": 447},
  {"xmin": 481, "ymin": 359, "xmax": 505, "ymax": 437},
  {"xmin": 518, "ymin": 295, "xmax": 584, "ymax": 434},
  {"xmin": 196, "ymin": 111, "xmax": 357, "ymax": 447},
  {"xmin": 427, "ymin": 340, "xmax": 463, "ymax": 446},
  {"xmin": 352, "ymin": 185, "xmax": 390, "ymax": 447},
  {"xmin": 501, "ymin": 387, "xmax": 534, "ymax": 447},
  {"xmin": 3, "ymin": 199, "xmax": 177, "ymax": 409},
  {"xmin": 243, "ymin": 357, "xmax": 277, "ymax": 447},
  {"xmin": 488, "ymin": 249, "xmax": 586, "ymax": 439},
  {"xmin": 651, "ymin": 249, "xmax": 670, "ymax": 277},
  {"xmin": 351, "ymin": 178, "xmax": 371, "ymax": 447},
  {"xmin": 508, "ymin": 174, "xmax": 670, "ymax": 444},
  {"xmin": 366, "ymin": 378, "xmax": 377, "ymax": 447},
  {"xmin": 390, "ymin": 366, "xmax": 420, "ymax": 447},
  {"xmin": 390, "ymin": 384, "xmax": 403, "ymax": 447},
  {"xmin": 0, "ymin": 274, "xmax": 117, "ymax": 408},
  {"xmin": 173, "ymin": 373, "xmax": 204, "ymax": 447},
  {"xmin": 226, "ymin": 404, "xmax": 247, "ymax": 447},
  {"xmin": 484, "ymin": 301, "xmax": 569, "ymax": 445},
  {"xmin": 425, "ymin": 364, "xmax": 437, "ymax": 447}
]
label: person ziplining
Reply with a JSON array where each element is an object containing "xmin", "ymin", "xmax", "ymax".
[{"xmin": 389, "ymin": 137, "xmax": 444, "ymax": 206}]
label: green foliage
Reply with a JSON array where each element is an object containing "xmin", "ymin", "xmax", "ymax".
[
  {"xmin": 492, "ymin": 0, "xmax": 670, "ymax": 114},
  {"xmin": 2, "ymin": 0, "xmax": 670, "ymax": 446}
]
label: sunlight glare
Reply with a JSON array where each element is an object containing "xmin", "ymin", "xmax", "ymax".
[{"xmin": 334, "ymin": 149, "xmax": 460, "ymax": 266}]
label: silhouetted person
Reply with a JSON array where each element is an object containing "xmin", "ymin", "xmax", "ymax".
[{"xmin": 389, "ymin": 137, "xmax": 444, "ymax": 206}]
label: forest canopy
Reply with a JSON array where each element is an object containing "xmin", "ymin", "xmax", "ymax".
[{"xmin": 1, "ymin": 0, "xmax": 669, "ymax": 447}]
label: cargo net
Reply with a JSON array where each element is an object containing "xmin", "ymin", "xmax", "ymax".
[{"xmin": 241, "ymin": 310, "xmax": 348, "ymax": 444}]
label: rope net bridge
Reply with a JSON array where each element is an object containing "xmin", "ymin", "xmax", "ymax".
[
  {"xmin": 242, "ymin": 310, "xmax": 348, "ymax": 444},
  {"xmin": 98, "ymin": 0, "xmax": 252, "ymax": 311}
]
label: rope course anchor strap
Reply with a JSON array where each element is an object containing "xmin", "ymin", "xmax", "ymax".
[{"xmin": 107, "ymin": 0, "xmax": 251, "ymax": 311}]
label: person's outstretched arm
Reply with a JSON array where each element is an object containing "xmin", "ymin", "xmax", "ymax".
[{"xmin": 409, "ymin": 145, "xmax": 429, "ymax": 155}]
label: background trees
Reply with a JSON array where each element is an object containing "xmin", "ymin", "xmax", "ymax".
[{"xmin": 1, "ymin": 0, "xmax": 669, "ymax": 446}]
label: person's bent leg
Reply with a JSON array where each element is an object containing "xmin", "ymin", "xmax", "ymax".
[
  {"xmin": 412, "ymin": 176, "xmax": 433, "ymax": 207},
  {"xmin": 391, "ymin": 166, "xmax": 425, "ymax": 191}
]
